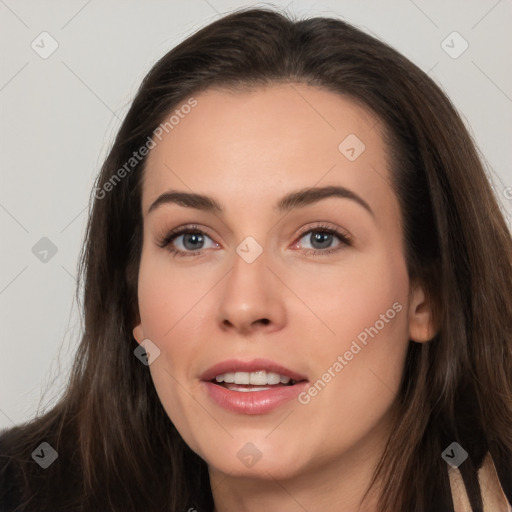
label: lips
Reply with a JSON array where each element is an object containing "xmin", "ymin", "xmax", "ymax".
[{"xmin": 200, "ymin": 358, "xmax": 309, "ymax": 415}]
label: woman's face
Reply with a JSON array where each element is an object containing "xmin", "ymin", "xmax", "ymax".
[{"xmin": 133, "ymin": 83, "xmax": 431, "ymax": 484}]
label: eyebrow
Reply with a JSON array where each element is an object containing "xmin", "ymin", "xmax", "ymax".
[{"xmin": 147, "ymin": 185, "xmax": 374, "ymax": 217}]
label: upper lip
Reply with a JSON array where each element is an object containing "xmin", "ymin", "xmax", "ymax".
[{"xmin": 200, "ymin": 358, "xmax": 309, "ymax": 382}]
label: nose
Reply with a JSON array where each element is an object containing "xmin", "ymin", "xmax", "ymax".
[{"xmin": 216, "ymin": 246, "xmax": 286, "ymax": 336}]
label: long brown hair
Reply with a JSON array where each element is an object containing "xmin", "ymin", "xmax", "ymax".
[{"xmin": 1, "ymin": 7, "xmax": 511, "ymax": 512}]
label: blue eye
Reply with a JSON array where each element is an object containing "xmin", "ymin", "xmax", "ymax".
[
  {"xmin": 295, "ymin": 226, "xmax": 352, "ymax": 256},
  {"xmin": 157, "ymin": 225, "xmax": 219, "ymax": 257},
  {"xmin": 157, "ymin": 224, "xmax": 352, "ymax": 258},
  {"xmin": 299, "ymin": 230, "xmax": 339, "ymax": 250}
]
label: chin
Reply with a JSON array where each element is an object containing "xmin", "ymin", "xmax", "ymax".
[
  {"xmin": 201, "ymin": 439, "xmax": 309, "ymax": 481},
  {"xmin": 209, "ymin": 457, "xmax": 303, "ymax": 481}
]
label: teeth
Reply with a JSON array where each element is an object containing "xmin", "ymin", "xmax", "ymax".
[
  {"xmin": 234, "ymin": 371, "xmax": 250, "ymax": 384},
  {"xmin": 215, "ymin": 370, "xmax": 292, "ymax": 385},
  {"xmin": 250, "ymin": 370, "xmax": 269, "ymax": 385}
]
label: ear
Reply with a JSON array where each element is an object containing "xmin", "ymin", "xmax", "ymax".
[
  {"xmin": 132, "ymin": 312, "xmax": 144, "ymax": 344},
  {"xmin": 408, "ymin": 283, "xmax": 437, "ymax": 343}
]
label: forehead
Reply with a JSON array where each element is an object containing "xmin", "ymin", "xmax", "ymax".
[{"xmin": 141, "ymin": 83, "xmax": 394, "ymax": 219}]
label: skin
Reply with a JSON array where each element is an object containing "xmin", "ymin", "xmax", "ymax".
[{"xmin": 132, "ymin": 83, "xmax": 435, "ymax": 512}]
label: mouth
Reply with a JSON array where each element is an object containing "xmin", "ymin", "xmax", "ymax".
[
  {"xmin": 200, "ymin": 359, "xmax": 309, "ymax": 414},
  {"xmin": 201, "ymin": 358, "xmax": 308, "ymax": 388}
]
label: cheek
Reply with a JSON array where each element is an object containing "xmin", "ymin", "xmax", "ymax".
[
  {"xmin": 136, "ymin": 246, "xmax": 208, "ymax": 340},
  {"xmin": 135, "ymin": 250, "xmax": 215, "ymax": 442},
  {"xmin": 137, "ymin": 271, "xmax": 202, "ymax": 451},
  {"xmin": 299, "ymin": 249, "xmax": 410, "ymax": 421},
  {"xmin": 293, "ymin": 244, "xmax": 410, "ymax": 352},
  {"xmin": 298, "ymin": 267, "xmax": 410, "ymax": 473}
]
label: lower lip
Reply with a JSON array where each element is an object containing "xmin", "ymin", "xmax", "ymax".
[{"xmin": 202, "ymin": 381, "xmax": 309, "ymax": 415}]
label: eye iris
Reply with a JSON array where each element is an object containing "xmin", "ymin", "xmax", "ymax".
[
  {"xmin": 183, "ymin": 233, "xmax": 204, "ymax": 250},
  {"xmin": 311, "ymin": 231, "xmax": 332, "ymax": 249}
]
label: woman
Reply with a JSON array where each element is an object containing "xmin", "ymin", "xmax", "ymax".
[{"xmin": 1, "ymin": 7, "xmax": 511, "ymax": 512}]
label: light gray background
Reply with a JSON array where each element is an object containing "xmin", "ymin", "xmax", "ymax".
[{"xmin": 1, "ymin": 0, "xmax": 511, "ymax": 430}]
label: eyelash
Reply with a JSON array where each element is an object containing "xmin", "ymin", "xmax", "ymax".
[{"xmin": 156, "ymin": 223, "xmax": 352, "ymax": 258}]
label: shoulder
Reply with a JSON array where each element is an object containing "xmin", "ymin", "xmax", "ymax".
[{"xmin": 449, "ymin": 452, "xmax": 512, "ymax": 512}]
